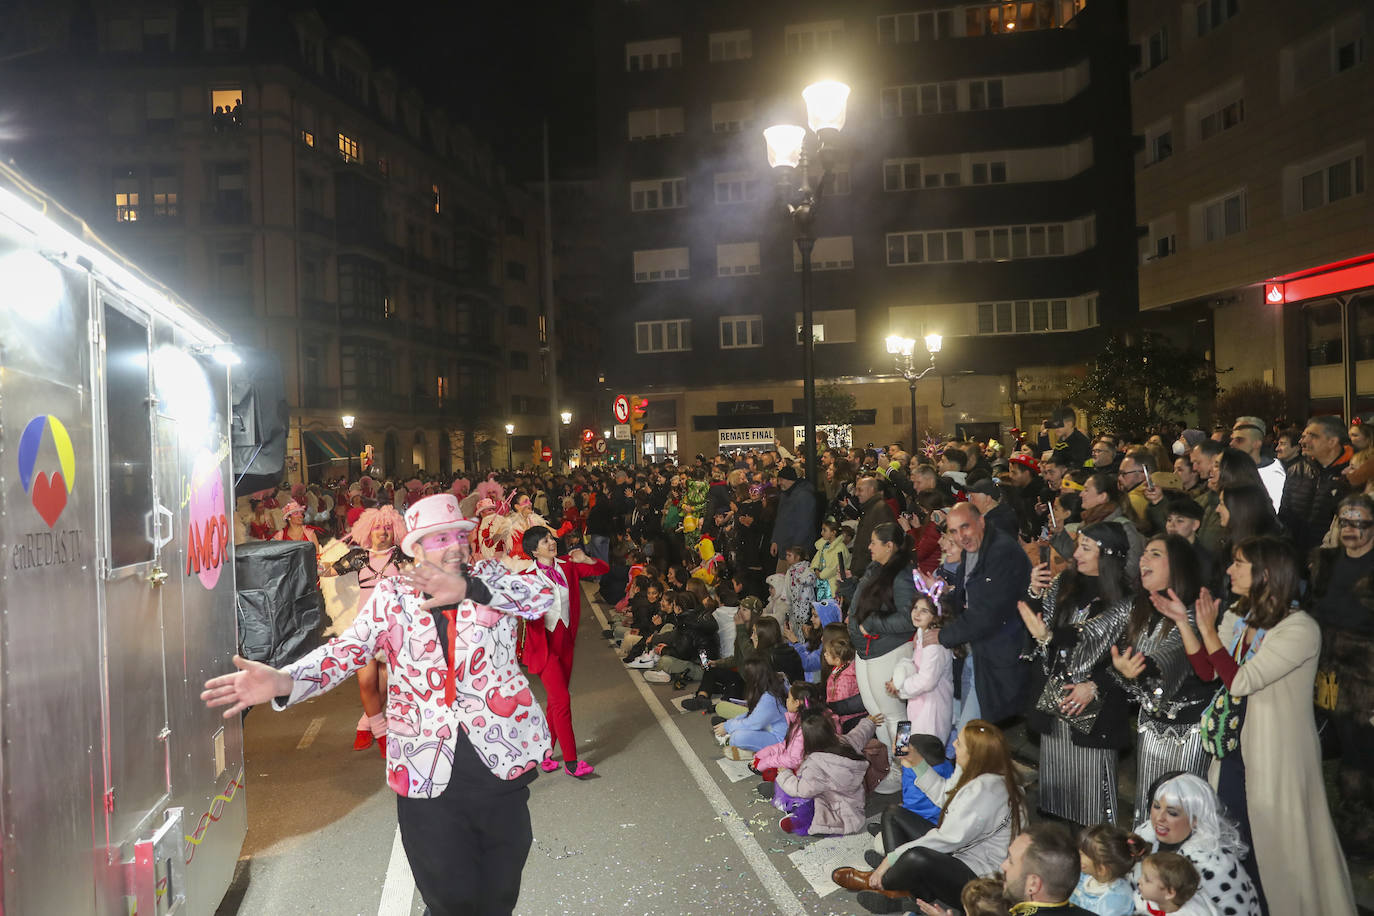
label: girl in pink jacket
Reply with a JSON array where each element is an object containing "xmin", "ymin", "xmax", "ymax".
[
  {"xmin": 774, "ymin": 709, "xmax": 878, "ymax": 836},
  {"xmin": 753, "ymin": 683, "xmax": 829, "ymax": 780},
  {"xmin": 822, "ymin": 625, "xmax": 866, "ymax": 733},
  {"xmin": 886, "ymin": 592, "xmax": 954, "ymax": 740}
]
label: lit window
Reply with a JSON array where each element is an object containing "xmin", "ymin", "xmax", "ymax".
[
  {"xmin": 338, "ymin": 132, "xmax": 360, "ymax": 163},
  {"xmin": 432, "ymin": 183, "xmax": 441, "ymax": 214},
  {"xmin": 113, "ymin": 170, "xmax": 139, "ymax": 222}
]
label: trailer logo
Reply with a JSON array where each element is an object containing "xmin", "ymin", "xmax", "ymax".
[
  {"xmin": 186, "ymin": 449, "xmax": 229, "ymax": 589},
  {"xmin": 18, "ymin": 415, "xmax": 75, "ymax": 528}
]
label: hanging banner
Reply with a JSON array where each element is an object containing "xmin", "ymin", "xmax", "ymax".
[
  {"xmin": 718, "ymin": 428, "xmax": 775, "ymax": 450},
  {"xmin": 793, "ymin": 424, "xmax": 853, "ymax": 449}
]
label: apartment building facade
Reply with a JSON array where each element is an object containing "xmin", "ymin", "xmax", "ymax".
[
  {"xmin": 1130, "ymin": 0, "xmax": 1372, "ymax": 419},
  {"xmin": 595, "ymin": 0, "xmax": 1138, "ymax": 458}
]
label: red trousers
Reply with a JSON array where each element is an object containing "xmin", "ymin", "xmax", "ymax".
[{"xmin": 531, "ymin": 621, "xmax": 578, "ymax": 761}]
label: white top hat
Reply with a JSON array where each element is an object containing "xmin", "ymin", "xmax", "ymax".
[{"xmin": 401, "ymin": 494, "xmax": 477, "ymax": 557}]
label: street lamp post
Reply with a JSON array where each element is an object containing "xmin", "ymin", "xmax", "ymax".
[
  {"xmin": 885, "ymin": 333, "xmax": 942, "ymax": 453},
  {"xmin": 559, "ymin": 411, "xmax": 572, "ymax": 467},
  {"xmin": 341, "ymin": 413, "xmax": 356, "ymax": 481},
  {"xmin": 504, "ymin": 422, "xmax": 515, "ymax": 469},
  {"xmin": 765, "ymin": 80, "xmax": 849, "ymax": 485}
]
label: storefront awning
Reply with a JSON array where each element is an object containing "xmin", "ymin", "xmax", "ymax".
[{"xmin": 303, "ymin": 430, "xmax": 351, "ymax": 462}]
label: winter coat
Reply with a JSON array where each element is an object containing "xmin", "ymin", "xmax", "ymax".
[
  {"xmin": 774, "ymin": 718, "xmax": 877, "ymax": 835},
  {"xmin": 772, "ymin": 477, "xmax": 821, "ymax": 555},
  {"xmin": 848, "ymin": 559, "xmax": 919, "ymax": 660},
  {"xmin": 891, "ymin": 629, "xmax": 954, "ymax": 739},
  {"xmin": 893, "ymin": 765, "xmax": 1018, "ymax": 877},
  {"xmin": 663, "ymin": 608, "xmax": 720, "ymax": 662},
  {"xmin": 911, "ymin": 521, "xmax": 943, "ymax": 575},
  {"xmin": 723, "ymin": 691, "xmax": 788, "ymax": 744},
  {"xmin": 938, "ymin": 523, "xmax": 1032, "ymax": 723},
  {"xmin": 850, "ymin": 495, "xmax": 898, "ymax": 575},
  {"xmin": 1132, "ymin": 822, "xmax": 1259, "ymax": 916},
  {"xmin": 754, "ymin": 712, "xmax": 806, "ymax": 773},
  {"xmin": 1280, "ymin": 448, "xmax": 1352, "ymax": 552},
  {"xmin": 826, "ymin": 661, "xmax": 866, "ymax": 729},
  {"xmin": 901, "ymin": 759, "xmax": 955, "ymax": 822},
  {"xmin": 785, "ymin": 561, "xmax": 818, "ymax": 632},
  {"xmin": 811, "ymin": 535, "xmax": 850, "ymax": 598},
  {"xmin": 1205, "ymin": 610, "xmax": 1356, "ymax": 916}
]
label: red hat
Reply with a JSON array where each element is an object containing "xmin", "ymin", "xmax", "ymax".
[{"xmin": 1009, "ymin": 454, "xmax": 1040, "ymax": 473}]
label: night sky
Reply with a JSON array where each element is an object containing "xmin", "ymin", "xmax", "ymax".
[{"xmin": 314, "ymin": 0, "xmax": 597, "ymax": 180}]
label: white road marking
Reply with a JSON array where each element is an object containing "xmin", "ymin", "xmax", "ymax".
[
  {"xmin": 295, "ymin": 717, "xmax": 326, "ymax": 750},
  {"xmin": 377, "ymin": 824, "xmax": 416, "ymax": 916},
  {"xmin": 587, "ymin": 590, "xmax": 808, "ymax": 915}
]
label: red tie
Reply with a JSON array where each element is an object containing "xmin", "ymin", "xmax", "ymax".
[{"xmin": 443, "ymin": 606, "xmax": 459, "ymax": 707}]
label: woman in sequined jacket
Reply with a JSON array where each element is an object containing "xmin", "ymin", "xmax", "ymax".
[
  {"xmin": 1017, "ymin": 522, "xmax": 1136, "ymax": 826},
  {"xmin": 1109, "ymin": 534, "xmax": 1214, "ymax": 824}
]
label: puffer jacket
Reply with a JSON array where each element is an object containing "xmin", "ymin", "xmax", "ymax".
[
  {"xmin": 662, "ymin": 608, "xmax": 720, "ymax": 662},
  {"xmin": 812, "ymin": 535, "xmax": 850, "ymax": 598},
  {"xmin": 826, "ymin": 660, "xmax": 866, "ymax": 730},
  {"xmin": 774, "ymin": 718, "xmax": 877, "ymax": 836},
  {"xmin": 847, "ymin": 560, "xmax": 918, "ymax": 660}
]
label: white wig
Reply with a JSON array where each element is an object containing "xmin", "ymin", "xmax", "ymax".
[{"xmin": 1150, "ymin": 773, "xmax": 1248, "ymax": 859}]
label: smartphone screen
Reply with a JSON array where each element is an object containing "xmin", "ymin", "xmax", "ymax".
[
  {"xmin": 1038, "ymin": 544, "xmax": 1051, "ymax": 565},
  {"xmin": 698, "ymin": 650, "xmax": 710, "ymax": 667},
  {"xmin": 894, "ymin": 720, "xmax": 913, "ymax": 756}
]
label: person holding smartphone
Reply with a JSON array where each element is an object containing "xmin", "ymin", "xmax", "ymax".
[{"xmin": 1118, "ymin": 450, "xmax": 1162, "ymax": 538}]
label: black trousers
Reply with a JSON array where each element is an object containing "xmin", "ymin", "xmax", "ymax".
[
  {"xmin": 395, "ymin": 771, "xmax": 533, "ymax": 916},
  {"xmin": 878, "ymin": 805, "xmax": 977, "ymax": 909},
  {"xmin": 698, "ymin": 665, "xmax": 744, "ymax": 700}
]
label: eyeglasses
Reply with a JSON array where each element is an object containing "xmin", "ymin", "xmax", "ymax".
[{"xmin": 1338, "ymin": 519, "xmax": 1374, "ymax": 530}]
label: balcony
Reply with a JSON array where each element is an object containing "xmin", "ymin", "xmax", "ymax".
[
  {"xmin": 201, "ymin": 197, "xmax": 251, "ymax": 225},
  {"xmin": 300, "ymin": 209, "xmax": 335, "ymax": 238},
  {"xmin": 301, "ymin": 385, "xmax": 340, "ymax": 410}
]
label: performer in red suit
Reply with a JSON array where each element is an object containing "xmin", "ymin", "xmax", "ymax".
[{"xmin": 520, "ymin": 525, "xmax": 608, "ymax": 778}]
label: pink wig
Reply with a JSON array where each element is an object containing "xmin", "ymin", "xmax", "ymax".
[
  {"xmin": 451, "ymin": 477, "xmax": 471, "ymax": 498},
  {"xmin": 349, "ymin": 506, "xmax": 407, "ymax": 548},
  {"xmin": 290, "ymin": 483, "xmax": 307, "ymax": 501},
  {"xmin": 474, "ymin": 479, "xmax": 504, "ymax": 504}
]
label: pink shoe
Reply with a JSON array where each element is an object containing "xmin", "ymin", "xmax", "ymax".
[
  {"xmin": 539, "ymin": 754, "xmax": 560, "ymax": 773},
  {"xmin": 563, "ymin": 759, "xmax": 594, "ymax": 778}
]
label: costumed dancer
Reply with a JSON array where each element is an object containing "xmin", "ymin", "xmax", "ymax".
[
  {"xmin": 683, "ymin": 476, "xmax": 709, "ymax": 553},
  {"xmin": 503, "ymin": 492, "xmax": 548, "ymax": 565},
  {"xmin": 328, "ymin": 506, "xmax": 410, "ymax": 755},
  {"xmin": 521, "ymin": 525, "xmax": 609, "ymax": 777},
  {"xmin": 202, "ymin": 494, "xmax": 556, "ymax": 916},
  {"xmin": 275, "ymin": 500, "xmax": 321, "ymax": 552},
  {"xmin": 473, "ymin": 480, "xmax": 510, "ymax": 561}
]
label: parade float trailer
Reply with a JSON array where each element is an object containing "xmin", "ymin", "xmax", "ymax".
[{"xmin": 0, "ymin": 162, "xmax": 251, "ymax": 915}]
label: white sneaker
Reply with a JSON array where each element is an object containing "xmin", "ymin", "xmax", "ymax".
[
  {"xmin": 642, "ymin": 670, "xmax": 671, "ymax": 683},
  {"xmin": 625, "ymin": 653, "xmax": 659, "ymax": 669}
]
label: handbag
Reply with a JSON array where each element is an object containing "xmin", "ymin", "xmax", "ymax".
[
  {"xmin": 1034, "ymin": 671, "xmax": 1103, "ymax": 734},
  {"xmin": 1199, "ymin": 688, "xmax": 1245, "ymax": 759}
]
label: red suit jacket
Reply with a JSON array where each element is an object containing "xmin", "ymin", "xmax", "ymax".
[{"xmin": 520, "ymin": 554, "xmax": 608, "ymax": 673}]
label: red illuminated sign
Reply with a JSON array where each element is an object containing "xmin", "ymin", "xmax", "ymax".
[
  {"xmin": 1265, "ymin": 283, "xmax": 1285, "ymax": 304},
  {"xmin": 1265, "ymin": 253, "xmax": 1374, "ymax": 304}
]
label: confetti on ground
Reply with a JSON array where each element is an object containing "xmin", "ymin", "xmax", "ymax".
[
  {"xmin": 714, "ymin": 756, "xmax": 755, "ymax": 783},
  {"xmin": 788, "ymin": 831, "xmax": 877, "ymax": 898}
]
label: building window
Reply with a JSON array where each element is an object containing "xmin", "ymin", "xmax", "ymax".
[
  {"xmin": 714, "ymin": 171, "xmax": 759, "ymax": 204},
  {"xmin": 716, "ymin": 242, "xmax": 761, "ymax": 276},
  {"xmin": 1141, "ymin": 28, "xmax": 1169, "ymax": 72},
  {"xmin": 967, "ymin": 222, "xmax": 1072, "ymax": 260},
  {"xmin": 709, "ymin": 29, "xmax": 752, "ymax": 61},
  {"xmin": 1144, "ymin": 119, "xmax": 1174, "ymax": 165},
  {"xmin": 151, "ymin": 168, "xmax": 178, "ymax": 218},
  {"xmin": 720, "ymin": 315, "xmax": 763, "ymax": 349},
  {"xmin": 210, "ymin": 12, "xmax": 244, "ymax": 51},
  {"xmin": 785, "ymin": 20, "xmax": 844, "ymax": 54},
  {"xmin": 627, "ymin": 107, "xmax": 685, "ymax": 140},
  {"xmin": 338, "ymin": 255, "xmax": 387, "ymax": 319},
  {"xmin": 711, "ymin": 100, "xmax": 755, "ymax": 133},
  {"xmin": 113, "ymin": 169, "xmax": 140, "ymax": 222},
  {"xmin": 887, "ymin": 230, "xmax": 966, "ymax": 266},
  {"xmin": 1283, "ymin": 15, "xmax": 1366, "ymax": 97},
  {"xmin": 338, "ymin": 132, "xmax": 361, "ymax": 163},
  {"xmin": 1195, "ymin": 0, "xmax": 1240, "ymax": 38},
  {"xmin": 625, "ymin": 37, "xmax": 682, "ymax": 71},
  {"xmin": 965, "ymin": 1, "xmax": 1068, "ymax": 35},
  {"xmin": 509, "ymin": 351, "xmax": 530, "ymax": 371},
  {"xmin": 877, "ymin": 11, "xmax": 951, "ymax": 43},
  {"xmin": 976, "ymin": 300, "xmax": 1070, "ymax": 334},
  {"xmin": 794, "ymin": 236, "xmax": 853, "ymax": 271},
  {"xmin": 209, "ymin": 87, "xmax": 242, "ymax": 129},
  {"xmin": 635, "ymin": 319, "xmax": 692, "ymax": 353},
  {"xmin": 507, "ymin": 306, "xmax": 528, "ymax": 326},
  {"xmin": 1194, "ymin": 189, "xmax": 1246, "ymax": 243},
  {"xmin": 145, "ymin": 90, "xmax": 175, "ymax": 130},
  {"xmin": 968, "ymin": 79, "xmax": 1005, "ymax": 110},
  {"xmin": 880, "ymin": 81, "xmax": 958, "ymax": 118},
  {"xmin": 1192, "ymin": 82, "xmax": 1244, "ymax": 141},
  {"xmin": 143, "ymin": 16, "xmax": 173, "ymax": 52},
  {"xmin": 1142, "ymin": 214, "xmax": 1178, "ymax": 262},
  {"xmin": 631, "ymin": 177, "xmax": 687, "ymax": 211},
  {"xmin": 883, "ymin": 158, "xmax": 924, "ymax": 191},
  {"xmin": 794, "ymin": 309, "xmax": 856, "ymax": 344},
  {"xmin": 506, "ymin": 261, "xmax": 527, "ymax": 282},
  {"xmin": 431, "ymin": 183, "xmax": 441, "ymax": 214},
  {"xmin": 643, "ymin": 431, "xmax": 678, "ymax": 456},
  {"xmin": 1287, "ymin": 145, "xmax": 1366, "ymax": 213},
  {"xmin": 633, "ymin": 247, "xmax": 690, "ymax": 282},
  {"xmin": 970, "ymin": 159, "xmax": 1008, "ymax": 184},
  {"xmin": 828, "ymin": 165, "xmax": 851, "ymax": 194}
]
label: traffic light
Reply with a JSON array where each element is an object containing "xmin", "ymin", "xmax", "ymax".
[{"xmin": 629, "ymin": 396, "xmax": 649, "ymax": 435}]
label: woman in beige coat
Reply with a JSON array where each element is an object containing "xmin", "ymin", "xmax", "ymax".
[{"xmin": 1160, "ymin": 534, "xmax": 1355, "ymax": 916}]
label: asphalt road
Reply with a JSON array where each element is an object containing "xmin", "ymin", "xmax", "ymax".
[{"xmin": 215, "ymin": 585, "xmax": 883, "ymax": 916}]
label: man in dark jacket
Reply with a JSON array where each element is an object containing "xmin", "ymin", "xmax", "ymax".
[
  {"xmin": 1037, "ymin": 407, "xmax": 1091, "ymax": 467},
  {"xmin": 849, "ymin": 474, "xmax": 897, "ymax": 577},
  {"xmin": 937, "ymin": 503, "xmax": 1031, "ymax": 727},
  {"xmin": 1282, "ymin": 415, "xmax": 1353, "ymax": 553},
  {"xmin": 967, "ymin": 478, "xmax": 1019, "ymax": 540},
  {"xmin": 770, "ymin": 466, "xmax": 820, "ymax": 572}
]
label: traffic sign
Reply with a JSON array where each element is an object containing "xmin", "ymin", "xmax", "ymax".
[
  {"xmin": 613, "ymin": 395, "xmax": 630, "ymax": 424},
  {"xmin": 594, "ymin": 438, "xmax": 607, "ymax": 454},
  {"xmin": 614, "ymin": 424, "xmax": 631, "ymax": 440},
  {"xmin": 541, "ymin": 445, "xmax": 552, "ymax": 462}
]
